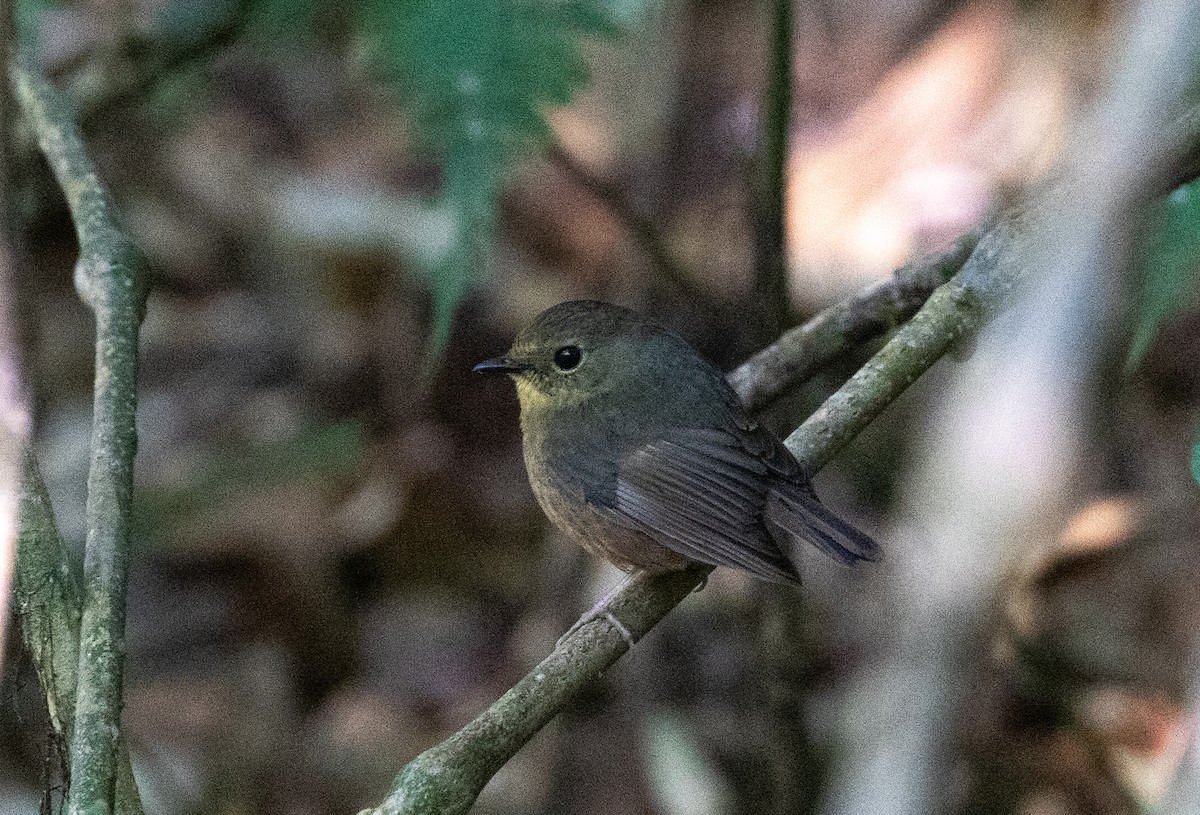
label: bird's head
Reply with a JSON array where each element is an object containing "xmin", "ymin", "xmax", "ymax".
[{"xmin": 473, "ymin": 300, "xmax": 668, "ymax": 415}]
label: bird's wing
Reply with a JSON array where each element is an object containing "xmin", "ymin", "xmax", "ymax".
[
  {"xmin": 727, "ymin": 417, "xmax": 879, "ymax": 565},
  {"xmin": 601, "ymin": 424, "xmax": 879, "ymax": 578},
  {"xmin": 599, "ymin": 427, "xmax": 801, "ymax": 582},
  {"xmin": 762, "ymin": 480, "xmax": 879, "ymax": 565}
]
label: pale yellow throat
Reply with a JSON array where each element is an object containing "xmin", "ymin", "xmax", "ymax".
[{"xmin": 514, "ymin": 375, "xmax": 590, "ymax": 412}]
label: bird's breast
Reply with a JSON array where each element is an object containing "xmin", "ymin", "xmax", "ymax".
[{"xmin": 519, "ymin": 404, "xmax": 690, "ymax": 573}]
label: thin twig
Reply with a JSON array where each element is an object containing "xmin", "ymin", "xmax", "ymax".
[
  {"xmin": 756, "ymin": 6, "xmax": 816, "ymax": 807},
  {"xmin": 547, "ymin": 140, "xmax": 723, "ymax": 315},
  {"xmin": 65, "ymin": 0, "xmax": 251, "ymax": 126},
  {"xmin": 729, "ymin": 219, "xmax": 988, "ymax": 412},
  {"xmin": 12, "ymin": 63, "xmax": 148, "ymax": 815},
  {"xmin": 357, "ymin": 209, "xmax": 1023, "ymax": 815}
]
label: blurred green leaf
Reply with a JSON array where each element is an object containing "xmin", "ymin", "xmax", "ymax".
[
  {"xmin": 360, "ymin": 0, "xmax": 619, "ymax": 353},
  {"xmin": 17, "ymin": 0, "xmax": 56, "ymax": 47},
  {"xmin": 241, "ymin": 0, "xmax": 324, "ymax": 42},
  {"xmin": 1191, "ymin": 433, "xmax": 1200, "ymax": 486},
  {"xmin": 161, "ymin": 0, "xmax": 622, "ymax": 355},
  {"xmin": 156, "ymin": 0, "xmax": 241, "ymax": 45},
  {"xmin": 135, "ymin": 421, "xmax": 363, "ymax": 548},
  {"xmin": 1128, "ymin": 179, "xmax": 1200, "ymax": 369}
]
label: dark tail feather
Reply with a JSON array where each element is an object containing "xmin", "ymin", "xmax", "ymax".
[{"xmin": 765, "ymin": 488, "xmax": 880, "ymax": 566}]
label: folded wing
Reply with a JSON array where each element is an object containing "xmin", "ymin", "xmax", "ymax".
[{"xmin": 600, "ymin": 425, "xmax": 877, "ymax": 581}]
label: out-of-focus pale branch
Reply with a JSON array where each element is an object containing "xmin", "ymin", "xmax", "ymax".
[
  {"xmin": 358, "ymin": 204, "xmax": 1028, "ymax": 815},
  {"xmin": 0, "ymin": 0, "xmax": 24, "ymax": 679},
  {"xmin": 826, "ymin": 2, "xmax": 1200, "ymax": 814},
  {"xmin": 11, "ymin": 64, "xmax": 147, "ymax": 815}
]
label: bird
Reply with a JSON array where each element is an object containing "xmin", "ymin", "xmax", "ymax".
[{"xmin": 474, "ymin": 300, "xmax": 878, "ymax": 583}]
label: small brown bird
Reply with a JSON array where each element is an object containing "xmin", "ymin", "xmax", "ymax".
[{"xmin": 474, "ymin": 301, "xmax": 878, "ymax": 582}]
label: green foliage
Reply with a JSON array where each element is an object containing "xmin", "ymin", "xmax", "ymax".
[
  {"xmin": 135, "ymin": 421, "xmax": 363, "ymax": 548},
  {"xmin": 1191, "ymin": 432, "xmax": 1200, "ymax": 486},
  {"xmin": 151, "ymin": 0, "xmax": 631, "ymax": 354},
  {"xmin": 1128, "ymin": 179, "xmax": 1200, "ymax": 369},
  {"xmin": 17, "ymin": 0, "xmax": 57, "ymax": 47},
  {"xmin": 359, "ymin": 0, "xmax": 619, "ymax": 353}
]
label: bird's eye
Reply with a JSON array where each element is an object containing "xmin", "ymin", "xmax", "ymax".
[{"xmin": 553, "ymin": 345, "xmax": 582, "ymax": 371}]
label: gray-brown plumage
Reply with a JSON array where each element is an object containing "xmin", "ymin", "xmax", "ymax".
[{"xmin": 474, "ymin": 301, "xmax": 878, "ymax": 582}]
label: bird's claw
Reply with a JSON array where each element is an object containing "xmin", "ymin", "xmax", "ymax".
[{"xmin": 556, "ymin": 607, "xmax": 638, "ymax": 650}]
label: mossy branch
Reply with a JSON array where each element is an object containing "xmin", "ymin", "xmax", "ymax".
[
  {"xmin": 358, "ymin": 212, "xmax": 1024, "ymax": 815},
  {"xmin": 784, "ymin": 216, "xmax": 1021, "ymax": 467},
  {"xmin": 14, "ymin": 454, "xmax": 143, "ymax": 814},
  {"xmin": 11, "ymin": 64, "xmax": 148, "ymax": 815},
  {"xmin": 15, "ymin": 453, "xmax": 82, "ymax": 742},
  {"xmin": 729, "ymin": 221, "xmax": 988, "ymax": 413}
]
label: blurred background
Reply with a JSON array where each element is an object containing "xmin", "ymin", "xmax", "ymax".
[{"xmin": 2, "ymin": 0, "xmax": 1200, "ymax": 813}]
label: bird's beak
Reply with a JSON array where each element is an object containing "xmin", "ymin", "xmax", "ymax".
[{"xmin": 472, "ymin": 356, "xmax": 529, "ymax": 375}]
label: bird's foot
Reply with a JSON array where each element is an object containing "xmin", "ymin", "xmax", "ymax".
[
  {"xmin": 602, "ymin": 611, "xmax": 635, "ymax": 649},
  {"xmin": 556, "ymin": 573, "xmax": 639, "ymax": 650}
]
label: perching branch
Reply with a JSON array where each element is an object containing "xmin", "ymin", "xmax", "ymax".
[
  {"xmin": 363, "ymin": 564, "xmax": 712, "ymax": 815},
  {"xmin": 12, "ymin": 64, "xmax": 148, "ymax": 815},
  {"xmin": 358, "ymin": 210, "xmax": 1026, "ymax": 815}
]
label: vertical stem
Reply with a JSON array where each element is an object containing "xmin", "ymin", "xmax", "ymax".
[
  {"xmin": 755, "ymin": 4, "xmax": 814, "ymax": 811},
  {"xmin": 70, "ymin": 289, "xmax": 140, "ymax": 815},
  {"xmin": 15, "ymin": 454, "xmax": 145, "ymax": 815},
  {"xmin": 12, "ymin": 64, "xmax": 147, "ymax": 815},
  {"xmin": 753, "ymin": 0, "xmax": 794, "ymax": 337},
  {"xmin": 759, "ymin": 590, "xmax": 824, "ymax": 815}
]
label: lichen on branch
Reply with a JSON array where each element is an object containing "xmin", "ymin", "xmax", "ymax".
[{"xmin": 11, "ymin": 63, "xmax": 147, "ymax": 815}]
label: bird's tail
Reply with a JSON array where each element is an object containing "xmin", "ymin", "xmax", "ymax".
[{"xmin": 765, "ymin": 487, "xmax": 880, "ymax": 566}]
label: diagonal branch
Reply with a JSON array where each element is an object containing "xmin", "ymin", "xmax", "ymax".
[
  {"xmin": 358, "ymin": 209, "xmax": 1025, "ymax": 815},
  {"xmin": 12, "ymin": 63, "xmax": 148, "ymax": 815},
  {"xmin": 784, "ymin": 215, "xmax": 1020, "ymax": 467},
  {"xmin": 729, "ymin": 220, "xmax": 988, "ymax": 412}
]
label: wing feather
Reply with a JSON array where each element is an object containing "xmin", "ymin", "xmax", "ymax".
[
  {"xmin": 599, "ymin": 425, "xmax": 878, "ymax": 581},
  {"xmin": 765, "ymin": 486, "xmax": 880, "ymax": 565},
  {"xmin": 602, "ymin": 428, "xmax": 800, "ymax": 582}
]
